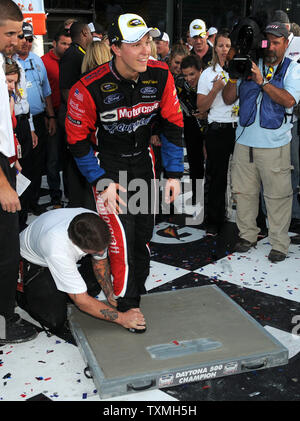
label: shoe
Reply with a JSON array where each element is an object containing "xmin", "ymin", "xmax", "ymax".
[
  {"xmin": 291, "ymin": 234, "xmax": 300, "ymax": 244},
  {"xmin": 206, "ymin": 225, "xmax": 218, "ymax": 237},
  {"xmin": 0, "ymin": 314, "xmax": 38, "ymax": 345},
  {"xmin": 268, "ymin": 249, "xmax": 286, "ymax": 263},
  {"xmin": 28, "ymin": 204, "xmax": 44, "ymax": 216},
  {"xmin": 257, "ymin": 228, "xmax": 268, "ymax": 239},
  {"xmin": 289, "ymin": 218, "xmax": 300, "ymax": 231},
  {"xmin": 234, "ymin": 238, "xmax": 257, "ymax": 253},
  {"xmin": 51, "ymin": 199, "xmax": 63, "ymax": 209}
]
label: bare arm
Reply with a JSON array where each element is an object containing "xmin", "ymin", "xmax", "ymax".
[
  {"xmin": 251, "ymin": 61, "xmax": 296, "ymax": 108},
  {"xmin": 45, "ymin": 96, "xmax": 57, "ymax": 136},
  {"xmin": 91, "ymin": 257, "xmax": 117, "ymax": 307},
  {"xmin": 0, "ymin": 166, "xmax": 21, "ymax": 213},
  {"xmin": 222, "ymin": 79, "xmax": 238, "ymax": 105},
  {"xmin": 197, "ymin": 75, "xmax": 225, "ymax": 112},
  {"xmin": 61, "ymin": 89, "xmax": 70, "ymax": 105},
  {"xmin": 68, "ymin": 292, "xmax": 146, "ymax": 330}
]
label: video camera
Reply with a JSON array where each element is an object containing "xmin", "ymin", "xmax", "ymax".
[{"xmin": 228, "ymin": 17, "xmax": 269, "ymax": 79}]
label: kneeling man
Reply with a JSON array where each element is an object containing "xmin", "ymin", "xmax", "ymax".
[{"xmin": 18, "ymin": 208, "xmax": 145, "ymax": 332}]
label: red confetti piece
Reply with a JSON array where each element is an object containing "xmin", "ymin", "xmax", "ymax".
[{"xmin": 172, "ymin": 340, "xmax": 180, "ymax": 346}]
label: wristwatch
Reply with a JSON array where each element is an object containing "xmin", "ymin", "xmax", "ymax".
[{"xmin": 259, "ymin": 79, "xmax": 269, "ymax": 88}]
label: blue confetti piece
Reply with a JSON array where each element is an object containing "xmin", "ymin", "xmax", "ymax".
[{"xmin": 82, "ymin": 393, "xmax": 87, "ymax": 399}]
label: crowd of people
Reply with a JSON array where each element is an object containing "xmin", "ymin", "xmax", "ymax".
[{"xmin": 1, "ymin": 0, "xmax": 300, "ymax": 344}]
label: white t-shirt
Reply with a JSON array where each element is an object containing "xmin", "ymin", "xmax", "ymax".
[
  {"xmin": 197, "ymin": 63, "xmax": 239, "ymax": 124},
  {"xmin": 20, "ymin": 208, "xmax": 107, "ymax": 294},
  {"xmin": 0, "ymin": 53, "xmax": 15, "ymax": 158}
]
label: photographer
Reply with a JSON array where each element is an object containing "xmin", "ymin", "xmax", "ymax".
[{"xmin": 223, "ymin": 22, "xmax": 300, "ymax": 263}]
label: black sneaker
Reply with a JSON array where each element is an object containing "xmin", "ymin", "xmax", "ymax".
[
  {"xmin": 0, "ymin": 314, "xmax": 38, "ymax": 345},
  {"xmin": 268, "ymin": 249, "xmax": 286, "ymax": 263},
  {"xmin": 206, "ymin": 225, "xmax": 218, "ymax": 237},
  {"xmin": 291, "ymin": 234, "xmax": 300, "ymax": 244},
  {"xmin": 234, "ymin": 238, "xmax": 257, "ymax": 253},
  {"xmin": 28, "ymin": 204, "xmax": 44, "ymax": 216},
  {"xmin": 51, "ymin": 199, "xmax": 63, "ymax": 209}
]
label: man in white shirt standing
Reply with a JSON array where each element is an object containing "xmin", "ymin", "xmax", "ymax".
[{"xmin": 0, "ymin": 0, "xmax": 37, "ymax": 345}]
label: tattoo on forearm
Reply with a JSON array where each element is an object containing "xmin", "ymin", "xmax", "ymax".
[
  {"xmin": 100, "ymin": 309, "xmax": 118, "ymax": 322},
  {"xmin": 92, "ymin": 259, "xmax": 113, "ymax": 297}
]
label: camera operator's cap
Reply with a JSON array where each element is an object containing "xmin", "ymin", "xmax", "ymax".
[
  {"xmin": 22, "ymin": 21, "xmax": 36, "ymax": 38},
  {"xmin": 108, "ymin": 13, "xmax": 160, "ymax": 44},
  {"xmin": 189, "ymin": 19, "xmax": 207, "ymax": 38},
  {"xmin": 208, "ymin": 27, "xmax": 218, "ymax": 36},
  {"xmin": 155, "ymin": 31, "xmax": 170, "ymax": 43},
  {"xmin": 265, "ymin": 22, "xmax": 289, "ymax": 39}
]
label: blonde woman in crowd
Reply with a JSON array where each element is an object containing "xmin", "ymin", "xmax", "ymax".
[
  {"xmin": 150, "ymin": 38, "xmax": 158, "ymax": 59},
  {"xmin": 81, "ymin": 39, "xmax": 112, "ymax": 73},
  {"xmin": 167, "ymin": 43, "xmax": 189, "ymax": 77}
]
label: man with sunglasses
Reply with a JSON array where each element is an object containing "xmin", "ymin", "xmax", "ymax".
[
  {"xmin": 16, "ymin": 22, "xmax": 56, "ymax": 216},
  {"xmin": 0, "ymin": 0, "xmax": 37, "ymax": 345}
]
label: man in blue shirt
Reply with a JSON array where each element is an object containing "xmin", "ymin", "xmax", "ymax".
[
  {"xmin": 16, "ymin": 22, "xmax": 56, "ymax": 215},
  {"xmin": 223, "ymin": 22, "xmax": 300, "ymax": 262}
]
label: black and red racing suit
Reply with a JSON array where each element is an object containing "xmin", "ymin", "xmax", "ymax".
[{"xmin": 65, "ymin": 59, "xmax": 184, "ymax": 311}]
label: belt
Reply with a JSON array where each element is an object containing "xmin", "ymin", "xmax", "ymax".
[
  {"xmin": 16, "ymin": 113, "xmax": 30, "ymax": 121},
  {"xmin": 209, "ymin": 122, "xmax": 237, "ymax": 130}
]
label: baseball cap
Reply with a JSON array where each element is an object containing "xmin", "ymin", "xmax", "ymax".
[
  {"xmin": 88, "ymin": 22, "xmax": 104, "ymax": 34},
  {"xmin": 189, "ymin": 19, "xmax": 207, "ymax": 38},
  {"xmin": 155, "ymin": 31, "xmax": 170, "ymax": 42},
  {"xmin": 265, "ymin": 22, "xmax": 289, "ymax": 39},
  {"xmin": 271, "ymin": 10, "xmax": 290, "ymax": 24},
  {"xmin": 208, "ymin": 27, "xmax": 218, "ymax": 36},
  {"xmin": 108, "ymin": 13, "xmax": 160, "ymax": 44},
  {"xmin": 22, "ymin": 21, "xmax": 35, "ymax": 38}
]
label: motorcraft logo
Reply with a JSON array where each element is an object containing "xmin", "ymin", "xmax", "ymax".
[{"xmin": 117, "ymin": 102, "xmax": 159, "ymax": 119}]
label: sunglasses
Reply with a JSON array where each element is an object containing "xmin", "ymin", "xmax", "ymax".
[
  {"xmin": 25, "ymin": 37, "xmax": 34, "ymax": 43},
  {"xmin": 18, "ymin": 33, "xmax": 24, "ymax": 39},
  {"xmin": 5, "ymin": 57, "xmax": 17, "ymax": 65}
]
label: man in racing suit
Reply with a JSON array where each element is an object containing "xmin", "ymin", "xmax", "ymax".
[{"xmin": 65, "ymin": 13, "xmax": 184, "ymax": 331}]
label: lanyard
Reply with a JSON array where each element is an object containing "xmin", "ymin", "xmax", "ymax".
[
  {"xmin": 221, "ymin": 70, "xmax": 228, "ymax": 83},
  {"xmin": 76, "ymin": 44, "xmax": 86, "ymax": 55}
]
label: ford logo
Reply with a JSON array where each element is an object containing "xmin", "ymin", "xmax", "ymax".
[
  {"xmin": 140, "ymin": 87, "xmax": 157, "ymax": 95},
  {"xmin": 104, "ymin": 93, "xmax": 124, "ymax": 104}
]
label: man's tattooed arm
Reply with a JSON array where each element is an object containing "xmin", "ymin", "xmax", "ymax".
[
  {"xmin": 68, "ymin": 292, "xmax": 145, "ymax": 330},
  {"xmin": 92, "ymin": 257, "xmax": 117, "ymax": 306},
  {"xmin": 100, "ymin": 308, "xmax": 118, "ymax": 321}
]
